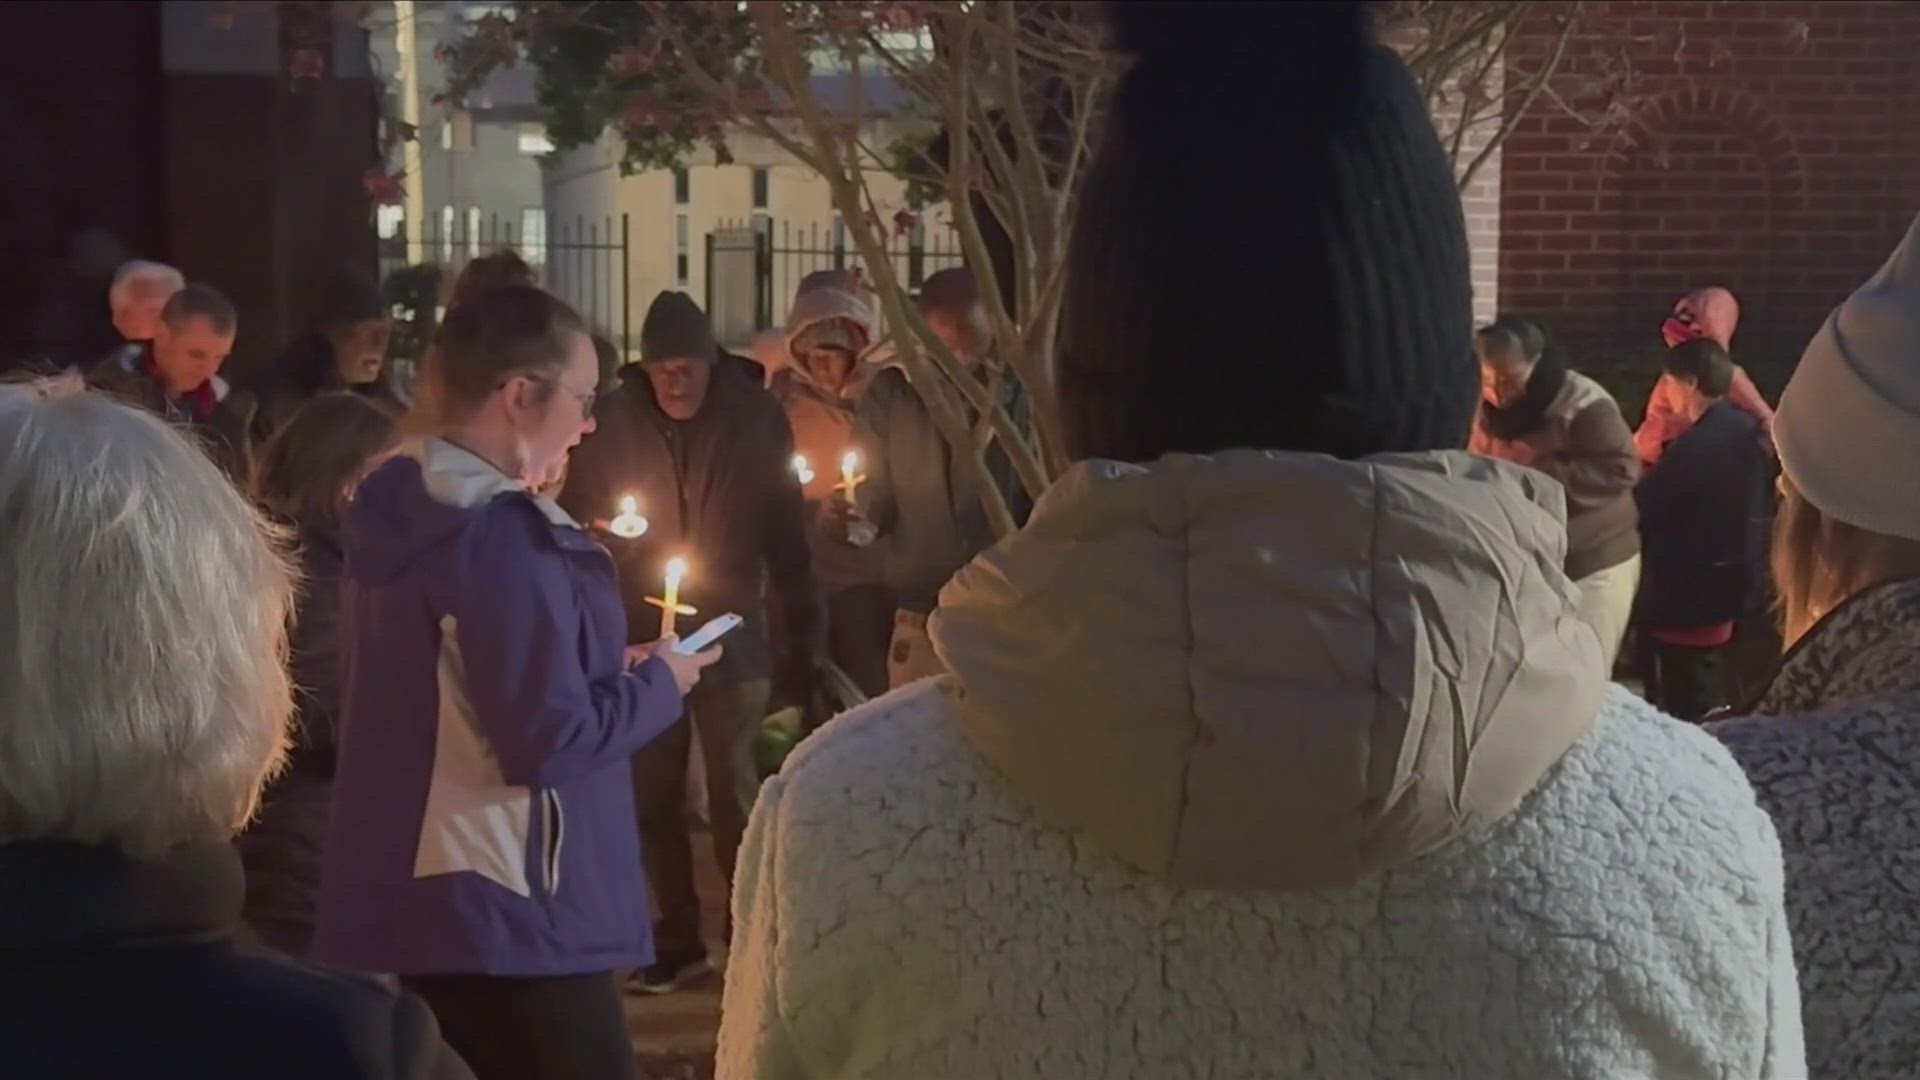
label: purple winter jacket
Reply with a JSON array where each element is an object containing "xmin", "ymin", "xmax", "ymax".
[{"xmin": 313, "ymin": 438, "xmax": 683, "ymax": 977}]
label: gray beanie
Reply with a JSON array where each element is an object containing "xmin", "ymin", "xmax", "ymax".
[{"xmin": 1776, "ymin": 213, "xmax": 1920, "ymax": 540}]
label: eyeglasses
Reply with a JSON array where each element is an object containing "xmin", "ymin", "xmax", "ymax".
[{"xmin": 508, "ymin": 374, "xmax": 597, "ymax": 419}]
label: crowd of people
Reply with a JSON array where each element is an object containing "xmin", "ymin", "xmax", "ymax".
[{"xmin": 3, "ymin": 3, "xmax": 1919, "ymax": 1079}]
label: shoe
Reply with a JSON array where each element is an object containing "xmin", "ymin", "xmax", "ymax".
[{"xmin": 631, "ymin": 952, "xmax": 713, "ymax": 995}]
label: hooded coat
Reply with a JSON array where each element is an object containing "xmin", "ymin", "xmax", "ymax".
[
  {"xmin": 1636, "ymin": 288, "xmax": 1775, "ymax": 465},
  {"xmin": 716, "ymin": 451, "xmax": 1803, "ymax": 1079},
  {"xmin": 314, "ymin": 439, "xmax": 685, "ymax": 977},
  {"xmin": 769, "ymin": 284, "xmax": 882, "ymax": 589}
]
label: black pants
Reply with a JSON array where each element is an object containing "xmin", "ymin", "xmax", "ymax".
[
  {"xmin": 827, "ymin": 584, "xmax": 895, "ymax": 700},
  {"xmin": 400, "ymin": 972, "xmax": 634, "ymax": 1080},
  {"xmin": 632, "ymin": 679, "xmax": 768, "ymax": 961},
  {"xmin": 1638, "ymin": 637, "xmax": 1729, "ymax": 722}
]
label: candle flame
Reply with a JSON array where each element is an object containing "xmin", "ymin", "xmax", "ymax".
[
  {"xmin": 665, "ymin": 556, "xmax": 688, "ymax": 586},
  {"xmin": 620, "ymin": 495, "xmax": 637, "ymax": 515},
  {"xmin": 841, "ymin": 450, "xmax": 860, "ymax": 476}
]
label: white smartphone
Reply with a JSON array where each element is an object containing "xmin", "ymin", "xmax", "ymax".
[{"xmin": 673, "ymin": 613, "xmax": 742, "ymax": 655}]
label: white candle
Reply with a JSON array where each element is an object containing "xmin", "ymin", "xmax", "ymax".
[
  {"xmin": 647, "ymin": 556, "xmax": 696, "ymax": 637},
  {"xmin": 609, "ymin": 495, "xmax": 649, "ymax": 539},
  {"xmin": 838, "ymin": 450, "xmax": 865, "ymax": 498}
]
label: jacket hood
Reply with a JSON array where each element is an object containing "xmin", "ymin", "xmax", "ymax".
[
  {"xmin": 778, "ymin": 284, "xmax": 881, "ymax": 394},
  {"xmin": 1665, "ymin": 287, "xmax": 1740, "ymax": 349},
  {"xmin": 345, "ymin": 437, "xmax": 577, "ymax": 585},
  {"xmin": 931, "ymin": 450, "xmax": 1606, "ymax": 893}
]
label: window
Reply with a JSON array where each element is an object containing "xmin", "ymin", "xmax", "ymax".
[
  {"xmin": 673, "ymin": 167, "xmax": 691, "ymax": 205},
  {"xmin": 377, "ymin": 205, "xmax": 404, "ymax": 240},
  {"xmin": 674, "ymin": 213, "xmax": 690, "ymax": 287},
  {"xmin": 440, "ymin": 122, "xmax": 452, "ymax": 150},
  {"xmin": 517, "ymin": 124, "xmax": 553, "ymax": 156},
  {"xmin": 466, "ymin": 207, "xmax": 482, "ymax": 258},
  {"xmin": 450, "ymin": 113, "xmax": 474, "ymax": 151},
  {"xmin": 521, "ymin": 208, "xmax": 547, "ymax": 266},
  {"xmin": 440, "ymin": 206, "xmax": 455, "ymax": 262},
  {"xmin": 751, "ymin": 167, "xmax": 769, "ymax": 210}
]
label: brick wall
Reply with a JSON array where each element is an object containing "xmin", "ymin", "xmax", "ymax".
[
  {"xmin": 1461, "ymin": 118, "xmax": 1502, "ymax": 328},
  {"xmin": 1500, "ymin": 0, "xmax": 1920, "ymax": 415}
]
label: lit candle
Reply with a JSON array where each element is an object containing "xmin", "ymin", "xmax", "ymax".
[
  {"xmin": 646, "ymin": 556, "xmax": 696, "ymax": 636},
  {"xmin": 609, "ymin": 495, "xmax": 649, "ymax": 539},
  {"xmin": 792, "ymin": 453, "xmax": 816, "ymax": 486},
  {"xmin": 837, "ymin": 449, "xmax": 866, "ymax": 499}
]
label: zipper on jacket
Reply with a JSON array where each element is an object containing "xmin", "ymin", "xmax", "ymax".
[
  {"xmin": 541, "ymin": 789, "xmax": 564, "ymax": 896},
  {"xmin": 663, "ymin": 423, "xmax": 691, "ymax": 539}
]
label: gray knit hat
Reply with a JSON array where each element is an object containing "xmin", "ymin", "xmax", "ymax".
[{"xmin": 1775, "ymin": 213, "xmax": 1920, "ymax": 540}]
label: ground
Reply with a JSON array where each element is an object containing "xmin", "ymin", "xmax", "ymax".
[{"xmin": 630, "ymin": 833, "xmax": 725, "ymax": 1079}]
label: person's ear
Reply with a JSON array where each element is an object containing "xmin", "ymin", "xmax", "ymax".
[{"xmin": 503, "ymin": 374, "xmax": 541, "ymax": 412}]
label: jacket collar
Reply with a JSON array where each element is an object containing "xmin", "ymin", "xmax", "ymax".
[
  {"xmin": 1478, "ymin": 354, "xmax": 1568, "ymax": 443},
  {"xmin": 0, "ymin": 842, "xmax": 242, "ymax": 950},
  {"xmin": 413, "ymin": 437, "xmax": 579, "ymax": 530},
  {"xmin": 1756, "ymin": 577, "xmax": 1920, "ymax": 716}
]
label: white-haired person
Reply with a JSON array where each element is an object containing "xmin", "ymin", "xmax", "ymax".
[
  {"xmin": 0, "ymin": 380, "xmax": 473, "ymax": 1079},
  {"xmin": 98, "ymin": 258, "xmax": 184, "ymax": 373},
  {"xmin": 1709, "ymin": 212, "xmax": 1920, "ymax": 1079}
]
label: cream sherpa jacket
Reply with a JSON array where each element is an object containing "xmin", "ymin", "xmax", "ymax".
[{"xmin": 719, "ymin": 452, "xmax": 1804, "ymax": 1079}]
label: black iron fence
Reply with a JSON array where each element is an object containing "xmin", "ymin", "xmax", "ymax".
[
  {"xmin": 706, "ymin": 218, "xmax": 966, "ymax": 346},
  {"xmin": 377, "ymin": 213, "xmax": 632, "ymax": 360},
  {"xmin": 375, "ymin": 212, "xmax": 962, "ymax": 365}
]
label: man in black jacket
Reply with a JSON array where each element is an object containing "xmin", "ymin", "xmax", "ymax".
[
  {"xmin": 1634, "ymin": 337, "xmax": 1771, "ymax": 720},
  {"xmin": 559, "ymin": 291, "xmax": 820, "ymax": 994}
]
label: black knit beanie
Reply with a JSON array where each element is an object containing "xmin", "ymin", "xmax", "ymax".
[
  {"xmin": 640, "ymin": 291, "xmax": 717, "ymax": 364},
  {"xmin": 1058, "ymin": 1, "xmax": 1476, "ymax": 463}
]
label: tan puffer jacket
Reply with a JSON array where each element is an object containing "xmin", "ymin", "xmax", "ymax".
[{"xmin": 935, "ymin": 449, "xmax": 1605, "ymax": 890}]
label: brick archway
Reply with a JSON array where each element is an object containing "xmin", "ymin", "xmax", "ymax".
[{"xmin": 1597, "ymin": 85, "xmax": 1807, "ymax": 329}]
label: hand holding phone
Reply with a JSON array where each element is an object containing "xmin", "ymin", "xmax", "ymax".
[{"xmin": 674, "ymin": 613, "xmax": 743, "ymax": 655}]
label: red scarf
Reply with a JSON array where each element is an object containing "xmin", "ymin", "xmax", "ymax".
[{"xmin": 141, "ymin": 348, "xmax": 218, "ymax": 421}]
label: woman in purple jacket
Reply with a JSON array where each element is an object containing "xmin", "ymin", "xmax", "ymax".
[{"xmin": 315, "ymin": 286, "xmax": 718, "ymax": 1080}]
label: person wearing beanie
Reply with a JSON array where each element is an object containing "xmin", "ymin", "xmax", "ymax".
[
  {"xmin": 1635, "ymin": 286, "xmax": 1775, "ymax": 465},
  {"xmin": 246, "ymin": 269, "xmax": 397, "ymax": 448},
  {"xmin": 769, "ymin": 271, "xmax": 893, "ymax": 698},
  {"xmin": 1709, "ymin": 213, "xmax": 1920, "ymax": 1080},
  {"xmin": 557, "ymin": 289, "xmax": 821, "ymax": 995},
  {"xmin": 1471, "ymin": 315, "xmax": 1641, "ymax": 667},
  {"xmin": 716, "ymin": 5, "xmax": 1802, "ymax": 1079}
]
